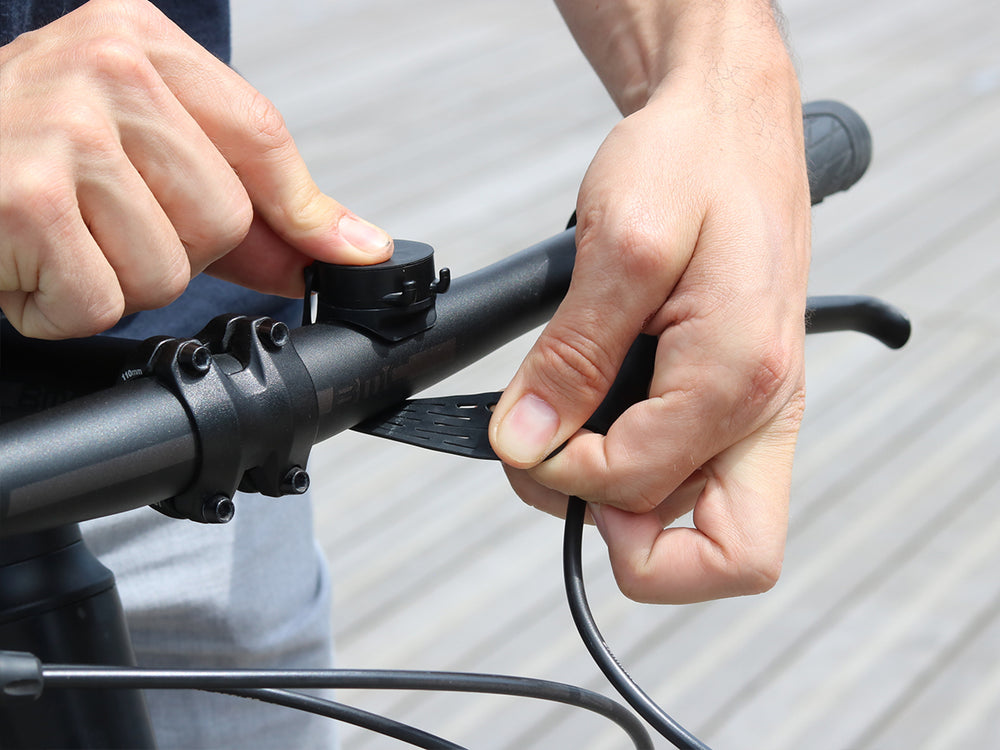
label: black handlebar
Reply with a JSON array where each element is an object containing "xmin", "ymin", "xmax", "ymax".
[{"xmin": 0, "ymin": 101, "xmax": 896, "ymax": 537}]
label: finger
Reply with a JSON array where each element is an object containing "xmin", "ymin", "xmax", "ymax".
[
  {"xmin": 216, "ymin": 95, "xmax": 392, "ymax": 263},
  {"xmin": 0, "ymin": 200, "xmax": 124, "ymax": 339},
  {"xmin": 502, "ymin": 464, "xmax": 575, "ymax": 520},
  {"xmin": 0, "ymin": 20, "xmax": 241, "ymax": 324},
  {"xmin": 100, "ymin": 43, "xmax": 255, "ymax": 272},
  {"xmin": 60, "ymin": 2, "xmax": 392, "ymax": 265},
  {"xmin": 75, "ymin": 134, "xmax": 191, "ymax": 313},
  {"xmin": 525, "ymin": 338, "xmax": 774, "ymax": 511},
  {"xmin": 503, "ymin": 461, "xmax": 702, "ymax": 527},
  {"xmin": 650, "ymin": 470, "xmax": 707, "ymax": 527},
  {"xmin": 590, "ymin": 398, "xmax": 801, "ymax": 604},
  {"xmin": 206, "ymin": 212, "xmax": 312, "ymax": 297},
  {"xmin": 140, "ymin": 36, "xmax": 392, "ymax": 263}
]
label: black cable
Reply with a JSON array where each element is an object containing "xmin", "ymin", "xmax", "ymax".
[
  {"xmin": 563, "ymin": 496, "xmax": 713, "ymax": 750},
  {"xmin": 220, "ymin": 688, "xmax": 463, "ymax": 750},
  {"xmin": 41, "ymin": 665, "xmax": 653, "ymax": 749}
]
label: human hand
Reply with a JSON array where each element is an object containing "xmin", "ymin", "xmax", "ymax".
[
  {"xmin": 0, "ymin": 0, "xmax": 391, "ymax": 340},
  {"xmin": 489, "ymin": 5, "xmax": 810, "ymax": 604}
]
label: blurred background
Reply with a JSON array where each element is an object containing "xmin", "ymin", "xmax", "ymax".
[{"xmin": 232, "ymin": 1, "xmax": 1000, "ymax": 748}]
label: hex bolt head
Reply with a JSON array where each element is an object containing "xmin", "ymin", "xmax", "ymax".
[
  {"xmin": 280, "ymin": 467, "xmax": 310, "ymax": 495},
  {"xmin": 202, "ymin": 495, "xmax": 235, "ymax": 524},
  {"xmin": 258, "ymin": 319, "xmax": 290, "ymax": 351},
  {"xmin": 178, "ymin": 341, "xmax": 212, "ymax": 376}
]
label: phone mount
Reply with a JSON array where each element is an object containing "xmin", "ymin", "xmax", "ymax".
[{"xmin": 306, "ymin": 240, "xmax": 451, "ymax": 342}]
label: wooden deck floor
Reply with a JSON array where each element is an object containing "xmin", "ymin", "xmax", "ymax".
[{"xmin": 232, "ymin": 1, "xmax": 1000, "ymax": 747}]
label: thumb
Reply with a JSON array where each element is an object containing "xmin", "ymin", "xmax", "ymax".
[
  {"xmin": 489, "ymin": 221, "xmax": 675, "ymax": 467},
  {"xmin": 489, "ymin": 306, "xmax": 633, "ymax": 468}
]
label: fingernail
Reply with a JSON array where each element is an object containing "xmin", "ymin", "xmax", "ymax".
[
  {"xmin": 338, "ymin": 214, "xmax": 392, "ymax": 255},
  {"xmin": 496, "ymin": 394, "xmax": 560, "ymax": 465}
]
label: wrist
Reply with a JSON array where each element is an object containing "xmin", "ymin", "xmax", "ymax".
[
  {"xmin": 557, "ymin": 0, "xmax": 796, "ymax": 115},
  {"xmin": 650, "ymin": 1, "xmax": 798, "ymax": 110}
]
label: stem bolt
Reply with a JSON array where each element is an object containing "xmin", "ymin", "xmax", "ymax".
[
  {"xmin": 202, "ymin": 495, "xmax": 235, "ymax": 524},
  {"xmin": 178, "ymin": 341, "xmax": 212, "ymax": 376},
  {"xmin": 258, "ymin": 319, "xmax": 290, "ymax": 351},
  {"xmin": 281, "ymin": 467, "xmax": 310, "ymax": 495}
]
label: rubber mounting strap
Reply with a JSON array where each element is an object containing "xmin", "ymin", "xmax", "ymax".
[
  {"xmin": 352, "ymin": 392, "xmax": 502, "ymax": 460},
  {"xmin": 351, "ymin": 292, "xmax": 913, "ymax": 461}
]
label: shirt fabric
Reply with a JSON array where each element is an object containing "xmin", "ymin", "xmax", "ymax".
[{"xmin": 1, "ymin": 0, "xmax": 230, "ymax": 60}]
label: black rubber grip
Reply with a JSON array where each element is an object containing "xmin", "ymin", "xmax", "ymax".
[{"xmin": 804, "ymin": 100, "xmax": 872, "ymax": 204}]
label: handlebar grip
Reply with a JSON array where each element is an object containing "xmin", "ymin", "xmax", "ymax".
[{"xmin": 803, "ymin": 100, "xmax": 872, "ymax": 204}]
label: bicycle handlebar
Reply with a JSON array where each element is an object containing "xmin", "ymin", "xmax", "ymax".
[{"xmin": 0, "ymin": 100, "xmax": 884, "ymax": 537}]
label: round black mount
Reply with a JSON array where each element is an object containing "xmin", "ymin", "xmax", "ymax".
[{"xmin": 309, "ymin": 240, "xmax": 450, "ymax": 342}]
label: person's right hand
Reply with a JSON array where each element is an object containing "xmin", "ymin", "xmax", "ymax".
[{"xmin": 0, "ymin": 0, "xmax": 392, "ymax": 340}]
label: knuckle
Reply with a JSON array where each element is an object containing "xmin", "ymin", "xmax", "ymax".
[
  {"xmin": 599, "ymin": 463, "xmax": 666, "ymax": 515},
  {"xmin": 623, "ymin": 489, "xmax": 665, "ymax": 516},
  {"xmin": 54, "ymin": 98, "xmax": 119, "ymax": 157},
  {"xmin": 613, "ymin": 567, "xmax": 658, "ymax": 604},
  {"xmin": 0, "ymin": 167, "xmax": 77, "ymax": 239},
  {"xmin": 723, "ymin": 339, "xmax": 801, "ymax": 432},
  {"xmin": 82, "ymin": 296, "xmax": 128, "ymax": 336},
  {"xmin": 244, "ymin": 89, "xmax": 291, "ymax": 152},
  {"xmin": 616, "ymin": 224, "xmax": 666, "ymax": 280},
  {"xmin": 708, "ymin": 538, "xmax": 784, "ymax": 598},
  {"xmin": 144, "ymin": 247, "xmax": 191, "ymax": 307},
  {"xmin": 745, "ymin": 340, "xmax": 797, "ymax": 406},
  {"xmin": 610, "ymin": 535, "xmax": 785, "ymax": 604},
  {"xmin": 673, "ymin": 335, "xmax": 801, "ymax": 433},
  {"xmin": 732, "ymin": 552, "xmax": 783, "ymax": 596},
  {"xmin": 611, "ymin": 548, "xmax": 679, "ymax": 605},
  {"xmin": 217, "ymin": 195, "xmax": 255, "ymax": 251},
  {"xmin": 535, "ymin": 328, "xmax": 617, "ymax": 405},
  {"xmin": 37, "ymin": 289, "xmax": 126, "ymax": 340},
  {"xmin": 114, "ymin": 239, "xmax": 190, "ymax": 311},
  {"xmin": 157, "ymin": 252, "xmax": 192, "ymax": 302},
  {"xmin": 185, "ymin": 189, "xmax": 253, "ymax": 256},
  {"xmin": 284, "ymin": 181, "xmax": 327, "ymax": 234},
  {"xmin": 669, "ymin": 362, "xmax": 731, "ymax": 419},
  {"xmin": 602, "ymin": 535, "xmax": 661, "ymax": 604},
  {"xmin": 78, "ymin": 34, "xmax": 152, "ymax": 87},
  {"xmin": 779, "ymin": 385, "xmax": 807, "ymax": 427},
  {"xmin": 576, "ymin": 204, "xmax": 665, "ymax": 284}
]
